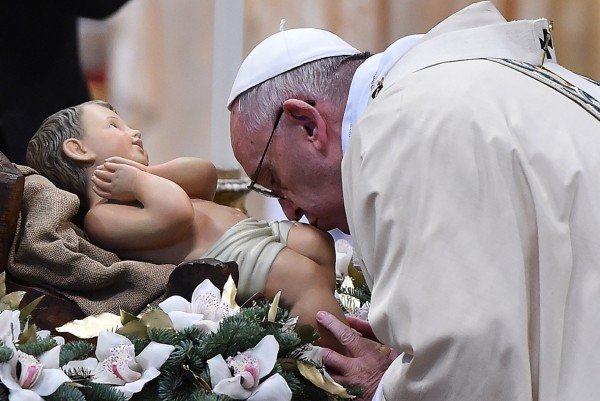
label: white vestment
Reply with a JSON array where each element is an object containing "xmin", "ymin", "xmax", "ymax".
[{"xmin": 342, "ymin": 2, "xmax": 600, "ymax": 400}]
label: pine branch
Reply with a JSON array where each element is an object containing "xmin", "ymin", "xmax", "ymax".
[
  {"xmin": 130, "ymin": 380, "xmax": 160, "ymax": 401},
  {"xmin": 186, "ymin": 391, "xmax": 232, "ymax": 401},
  {"xmin": 79, "ymin": 382, "xmax": 128, "ymax": 401},
  {"xmin": 45, "ymin": 384, "xmax": 86, "ymax": 401},
  {"xmin": 131, "ymin": 337, "xmax": 150, "ymax": 356},
  {"xmin": 0, "ymin": 343, "xmax": 13, "ymax": 363},
  {"xmin": 59, "ymin": 340, "xmax": 95, "ymax": 366},
  {"xmin": 157, "ymin": 364, "xmax": 190, "ymax": 401},
  {"xmin": 18, "ymin": 336, "xmax": 57, "ymax": 357},
  {"xmin": 148, "ymin": 327, "xmax": 179, "ymax": 346},
  {"xmin": 198, "ymin": 313, "xmax": 264, "ymax": 358}
]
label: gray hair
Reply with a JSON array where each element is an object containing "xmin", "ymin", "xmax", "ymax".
[
  {"xmin": 26, "ymin": 100, "xmax": 116, "ymax": 213},
  {"xmin": 233, "ymin": 53, "xmax": 370, "ymax": 132}
]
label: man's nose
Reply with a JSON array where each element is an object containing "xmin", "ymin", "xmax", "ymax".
[{"xmin": 279, "ymin": 198, "xmax": 304, "ymax": 221}]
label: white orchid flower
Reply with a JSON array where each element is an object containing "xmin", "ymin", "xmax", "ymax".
[
  {"xmin": 334, "ymin": 239, "xmax": 354, "ymax": 278},
  {"xmin": 0, "ymin": 309, "xmax": 21, "ymax": 346},
  {"xmin": 336, "ymin": 275, "xmax": 361, "ymax": 315},
  {"xmin": 0, "ymin": 345, "xmax": 70, "ymax": 401},
  {"xmin": 207, "ymin": 335, "xmax": 291, "ymax": 401},
  {"xmin": 159, "ymin": 278, "xmax": 237, "ymax": 332},
  {"xmin": 64, "ymin": 331, "xmax": 174, "ymax": 400}
]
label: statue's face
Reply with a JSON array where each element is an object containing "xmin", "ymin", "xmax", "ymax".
[{"xmin": 80, "ymin": 104, "xmax": 149, "ymax": 167}]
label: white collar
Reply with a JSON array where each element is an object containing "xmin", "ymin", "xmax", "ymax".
[{"xmin": 341, "ymin": 34, "xmax": 423, "ymax": 154}]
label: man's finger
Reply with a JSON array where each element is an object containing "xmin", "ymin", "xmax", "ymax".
[
  {"xmin": 321, "ymin": 348, "xmax": 350, "ymax": 374},
  {"xmin": 317, "ymin": 311, "xmax": 363, "ymax": 352},
  {"xmin": 346, "ymin": 315, "xmax": 378, "ymax": 342}
]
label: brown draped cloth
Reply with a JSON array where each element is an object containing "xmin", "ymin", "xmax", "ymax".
[{"xmin": 7, "ymin": 165, "xmax": 176, "ymax": 316}]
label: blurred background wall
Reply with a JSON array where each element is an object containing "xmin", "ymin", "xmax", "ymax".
[{"xmin": 79, "ymin": 0, "xmax": 600, "ymax": 222}]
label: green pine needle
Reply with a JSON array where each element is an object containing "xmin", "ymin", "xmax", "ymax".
[
  {"xmin": 59, "ymin": 340, "xmax": 95, "ymax": 366},
  {"xmin": 148, "ymin": 327, "xmax": 179, "ymax": 345},
  {"xmin": 45, "ymin": 384, "xmax": 86, "ymax": 401},
  {"xmin": 18, "ymin": 336, "xmax": 57, "ymax": 357},
  {"xmin": 0, "ymin": 343, "xmax": 13, "ymax": 364},
  {"xmin": 79, "ymin": 382, "xmax": 128, "ymax": 401}
]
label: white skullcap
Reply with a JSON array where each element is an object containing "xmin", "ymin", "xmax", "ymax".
[{"xmin": 227, "ymin": 27, "xmax": 360, "ymax": 108}]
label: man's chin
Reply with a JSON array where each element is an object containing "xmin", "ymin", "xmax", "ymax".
[{"xmin": 311, "ymin": 218, "xmax": 349, "ymax": 234}]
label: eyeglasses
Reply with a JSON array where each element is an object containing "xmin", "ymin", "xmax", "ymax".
[
  {"xmin": 247, "ymin": 106, "xmax": 286, "ymax": 199},
  {"xmin": 247, "ymin": 100, "xmax": 316, "ymax": 199}
]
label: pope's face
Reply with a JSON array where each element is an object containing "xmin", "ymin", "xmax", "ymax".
[
  {"xmin": 230, "ymin": 107, "xmax": 348, "ymax": 233},
  {"xmin": 80, "ymin": 104, "xmax": 149, "ymax": 166}
]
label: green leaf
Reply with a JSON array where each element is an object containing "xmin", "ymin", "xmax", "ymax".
[
  {"xmin": 19, "ymin": 295, "xmax": 44, "ymax": 322},
  {"xmin": 120, "ymin": 309, "xmax": 139, "ymax": 325},
  {"xmin": 348, "ymin": 263, "xmax": 366, "ymax": 288},
  {"xmin": 117, "ymin": 319, "xmax": 149, "ymax": 339},
  {"xmin": 0, "ymin": 290, "xmax": 25, "ymax": 312},
  {"xmin": 18, "ymin": 321, "xmax": 39, "ymax": 345},
  {"xmin": 140, "ymin": 309, "xmax": 173, "ymax": 329}
]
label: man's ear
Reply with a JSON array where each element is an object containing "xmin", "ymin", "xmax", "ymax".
[
  {"xmin": 63, "ymin": 138, "xmax": 95, "ymax": 163},
  {"xmin": 282, "ymin": 99, "xmax": 327, "ymax": 151}
]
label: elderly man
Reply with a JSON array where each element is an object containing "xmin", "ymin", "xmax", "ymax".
[{"xmin": 228, "ymin": 2, "xmax": 600, "ymax": 400}]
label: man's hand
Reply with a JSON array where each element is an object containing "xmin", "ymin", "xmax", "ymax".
[
  {"xmin": 92, "ymin": 159, "xmax": 144, "ymax": 202},
  {"xmin": 317, "ymin": 311, "xmax": 396, "ymax": 401}
]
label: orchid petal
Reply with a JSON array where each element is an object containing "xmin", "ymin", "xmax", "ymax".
[
  {"xmin": 247, "ymin": 373, "xmax": 292, "ymax": 401},
  {"xmin": 95, "ymin": 331, "xmax": 133, "ymax": 361},
  {"xmin": 158, "ymin": 296, "xmax": 192, "ymax": 314},
  {"xmin": 207, "ymin": 354, "xmax": 232, "ymax": 385},
  {"xmin": 119, "ymin": 367, "xmax": 161, "ymax": 399},
  {"xmin": 245, "ymin": 335, "xmax": 279, "ymax": 379},
  {"xmin": 166, "ymin": 311, "xmax": 205, "ymax": 331},
  {"xmin": 334, "ymin": 239, "xmax": 354, "ymax": 277},
  {"xmin": 0, "ymin": 361, "xmax": 20, "ymax": 390},
  {"xmin": 6, "ymin": 388, "xmax": 44, "ymax": 401},
  {"xmin": 192, "ymin": 291, "xmax": 229, "ymax": 322},
  {"xmin": 37, "ymin": 346, "xmax": 61, "ymax": 369},
  {"xmin": 191, "ymin": 279, "xmax": 222, "ymax": 302},
  {"xmin": 0, "ymin": 309, "xmax": 20, "ymax": 343},
  {"xmin": 190, "ymin": 319, "xmax": 219, "ymax": 333},
  {"xmin": 29, "ymin": 368, "xmax": 70, "ymax": 396},
  {"xmin": 135, "ymin": 342, "xmax": 174, "ymax": 371},
  {"xmin": 212, "ymin": 375, "xmax": 252, "ymax": 399},
  {"xmin": 92, "ymin": 364, "xmax": 125, "ymax": 386},
  {"xmin": 63, "ymin": 357, "xmax": 98, "ymax": 374}
]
